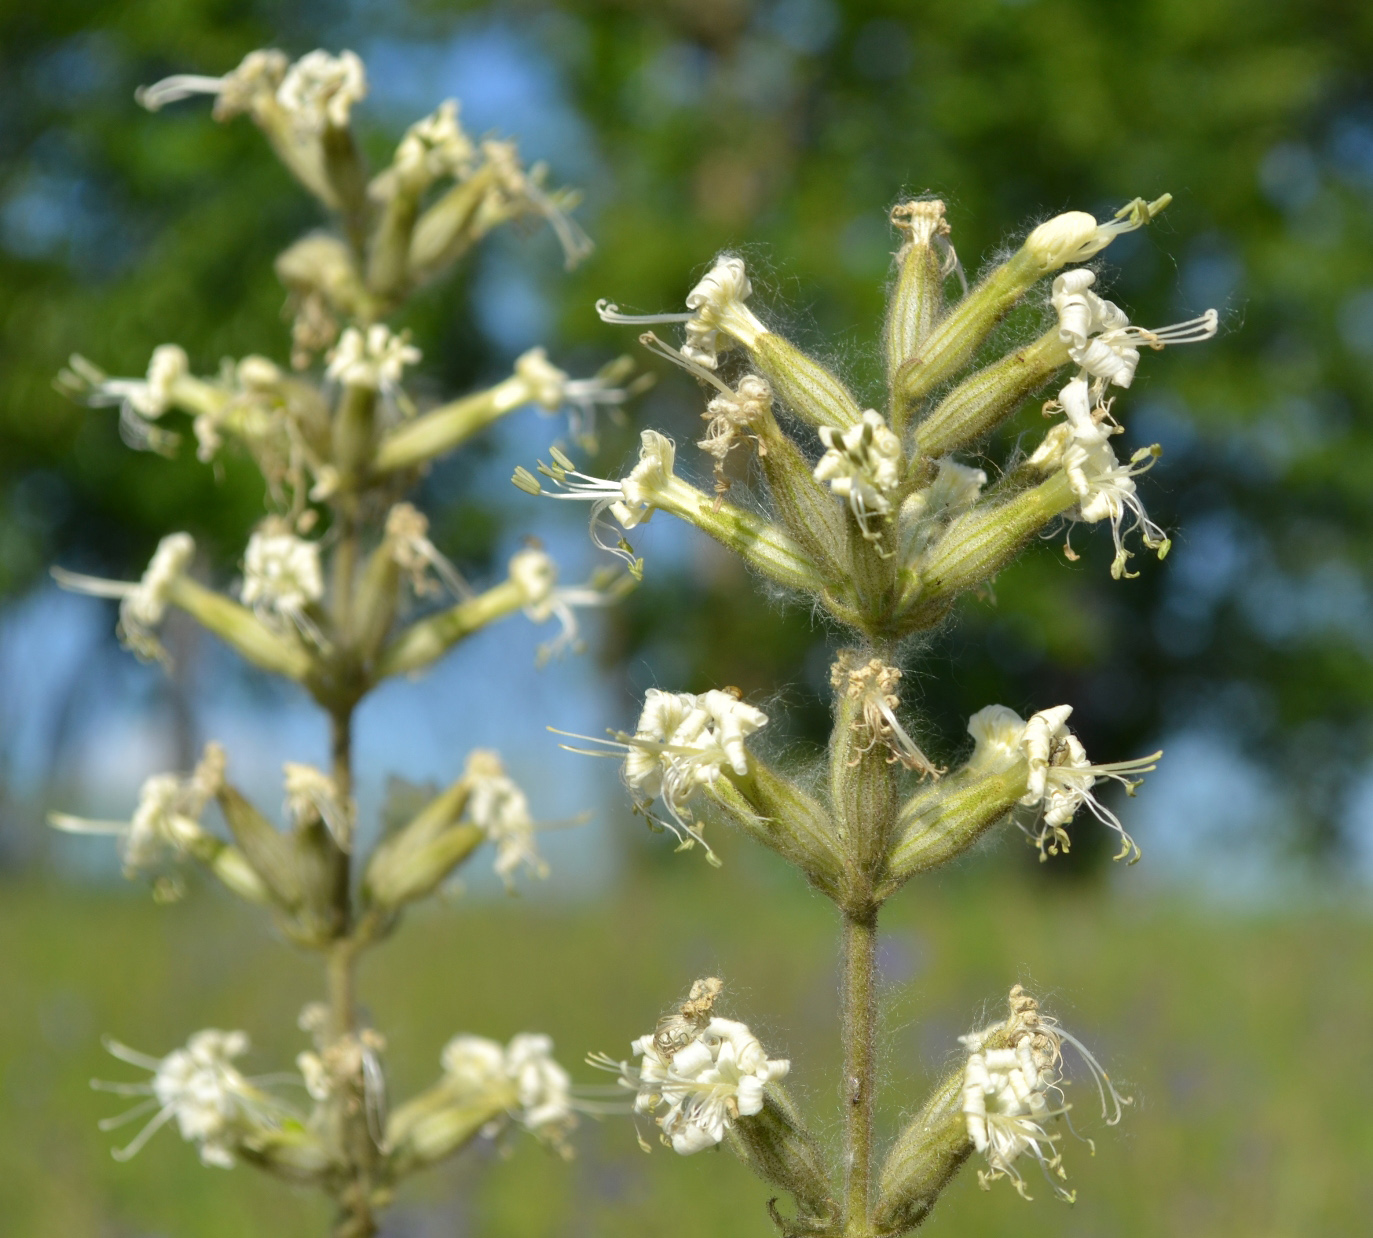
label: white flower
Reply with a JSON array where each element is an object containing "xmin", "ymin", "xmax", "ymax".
[
  {"xmin": 49, "ymin": 743, "xmax": 225, "ymax": 881},
  {"xmin": 461, "ymin": 749, "xmax": 548, "ymax": 888},
  {"xmin": 1022, "ymin": 195, "xmax": 1171, "ymax": 271},
  {"xmin": 557, "ymin": 687, "xmax": 768, "ymax": 864},
  {"xmin": 438, "ymin": 1032, "xmax": 576, "ymax": 1148},
  {"xmin": 94, "ymin": 1030, "xmax": 294, "ymax": 1167},
  {"xmin": 814, "ymin": 410, "xmax": 903, "ymax": 548},
  {"xmin": 241, "ymin": 530, "xmax": 324, "ymax": 638},
  {"xmin": 967, "ymin": 702, "xmax": 1159, "ymax": 862},
  {"xmin": 61, "ymin": 345, "xmax": 190, "ymax": 454},
  {"xmin": 507, "ymin": 545, "xmax": 627, "ymax": 663},
  {"xmin": 515, "ymin": 430, "xmax": 679, "ymax": 570},
  {"xmin": 960, "ymin": 984, "xmax": 1129, "ymax": 1202},
  {"xmin": 326, "ymin": 324, "xmax": 421, "ymax": 391},
  {"xmin": 52, "ymin": 532, "xmax": 196, "ymax": 664},
  {"xmin": 1035, "ymin": 378, "xmax": 1171, "ymax": 579},
  {"xmin": 276, "ymin": 50, "xmax": 367, "ymax": 131},
  {"xmin": 597, "ymin": 255, "xmax": 766, "ymax": 370},
  {"xmin": 136, "ymin": 49, "xmax": 289, "ymax": 120},
  {"xmin": 511, "ymin": 347, "xmax": 637, "ymax": 449},
  {"xmin": 284, "ymin": 763, "xmax": 355, "ymax": 851},
  {"xmin": 898, "ymin": 458, "xmax": 986, "ymax": 560},
  {"xmin": 599, "ymin": 1014, "xmax": 789, "ymax": 1155},
  {"xmin": 1052, "ymin": 269, "xmax": 1217, "ymax": 393},
  {"xmin": 370, "ymin": 99, "xmax": 473, "ymax": 199},
  {"xmin": 385, "ymin": 504, "xmax": 471, "ymax": 600}
]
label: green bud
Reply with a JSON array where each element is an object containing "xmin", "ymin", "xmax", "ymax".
[
  {"xmin": 655, "ymin": 477, "xmax": 831, "ymax": 597},
  {"xmin": 709, "ymin": 758, "xmax": 845, "ymax": 898},
  {"xmin": 216, "ymin": 785, "xmax": 306, "ymax": 909},
  {"xmin": 748, "ymin": 332, "xmax": 862, "ymax": 431},
  {"xmin": 320, "ymin": 124, "xmax": 370, "ymax": 237},
  {"xmin": 829, "ymin": 659, "xmax": 900, "ymax": 890},
  {"xmin": 386, "ymin": 1083, "xmax": 513, "ymax": 1176},
  {"xmin": 886, "ymin": 200, "xmax": 952, "ymax": 423},
  {"xmin": 375, "ymin": 579, "xmax": 525, "ymax": 678},
  {"xmin": 207, "ymin": 844, "xmax": 272, "ymax": 904},
  {"xmin": 408, "ymin": 163, "xmax": 499, "ymax": 284},
  {"xmin": 352, "ymin": 538, "xmax": 401, "ymax": 664},
  {"xmin": 241, "ymin": 1124, "xmax": 335, "ymax": 1185},
  {"xmin": 366, "ymin": 188, "xmax": 421, "ymax": 303},
  {"xmin": 365, "ymin": 777, "xmax": 483, "ymax": 910},
  {"xmin": 912, "ymin": 331, "xmax": 1068, "ymax": 460},
  {"xmin": 881, "ymin": 759, "xmax": 1029, "ymax": 892},
  {"xmin": 274, "ymin": 233, "xmax": 370, "ymax": 321},
  {"xmin": 725, "ymin": 1086, "xmax": 837, "ymax": 1229},
  {"xmin": 167, "ymin": 577, "xmax": 313, "ymax": 681},
  {"xmin": 333, "ymin": 383, "xmax": 377, "ymax": 486},
  {"xmin": 872, "ymin": 1068, "xmax": 970, "ymax": 1235},
  {"xmin": 754, "ymin": 414, "xmax": 849, "ymax": 579},
  {"xmin": 898, "ymin": 470, "xmax": 1076, "ymax": 630},
  {"xmin": 373, "ymin": 376, "xmax": 531, "ymax": 473}
]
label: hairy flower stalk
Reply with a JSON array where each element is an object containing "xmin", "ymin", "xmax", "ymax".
[
  {"xmin": 549, "ymin": 192, "xmax": 1213, "ymax": 1235},
  {"xmin": 50, "ymin": 50, "xmax": 635, "ymax": 1238}
]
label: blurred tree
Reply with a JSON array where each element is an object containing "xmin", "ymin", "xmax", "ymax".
[{"xmin": 5, "ymin": 0, "xmax": 1373, "ymax": 869}]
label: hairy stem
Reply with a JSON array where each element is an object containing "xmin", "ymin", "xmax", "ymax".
[{"xmin": 842, "ymin": 909, "xmax": 879, "ymax": 1237}]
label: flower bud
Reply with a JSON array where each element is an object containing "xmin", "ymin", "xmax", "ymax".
[
  {"xmin": 274, "ymin": 233, "xmax": 369, "ymax": 322},
  {"xmin": 872, "ymin": 1067, "xmax": 970, "ymax": 1235},
  {"xmin": 240, "ymin": 1126, "xmax": 335, "ymax": 1184},
  {"xmin": 886, "ymin": 200, "xmax": 955, "ymax": 410},
  {"xmin": 912, "ymin": 330, "xmax": 1069, "ymax": 460},
  {"xmin": 375, "ymin": 579, "xmax": 525, "ymax": 678},
  {"xmin": 748, "ymin": 331, "xmax": 862, "ymax": 431},
  {"xmin": 385, "ymin": 1087, "xmax": 512, "ymax": 1176},
  {"xmin": 216, "ymin": 785, "xmax": 307, "ymax": 910},
  {"xmin": 897, "ymin": 471, "xmax": 1077, "ymax": 630},
  {"xmin": 407, "ymin": 162, "xmax": 500, "ymax": 283},
  {"xmin": 752, "ymin": 412, "xmax": 850, "ymax": 579},
  {"xmin": 374, "ymin": 374, "xmax": 531, "ymax": 473},
  {"xmin": 707, "ymin": 757, "xmax": 845, "ymax": 898},
  {"xmin": 882, "ymin": 761, "xmax": 1027, "ymax": 889},
  {"xmin": 207, "ymin": 844, "xmax": 273, "ymax": 904},
  {"xmin": 364, "ymin": 777, "xmax": 481, "ymax": 910},
  {"xmin": 331, "ymin": 382, "xmax": 378, "ymax": 486},
  {"xmin": 725, "ymin": 1087, "xmax": 837, "ymax": 1229},
  {"xmin": 168, "ymin": 576, "xmax": 314, "ymax": 681}
]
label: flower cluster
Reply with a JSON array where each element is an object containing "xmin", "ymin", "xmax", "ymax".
[{"xmin": 437, "ymin": 1032, "xmax": 576, "ymax": 1149}]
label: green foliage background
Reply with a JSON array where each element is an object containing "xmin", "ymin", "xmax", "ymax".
[{"xmin": 3, "ymin": 0, "xmax": 1373, "ymax": 1234}]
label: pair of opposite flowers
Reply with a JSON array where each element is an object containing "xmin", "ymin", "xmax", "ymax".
[{"xmin": 100, "ymin": 978, "xmax": 1126, "ymax": 1206}]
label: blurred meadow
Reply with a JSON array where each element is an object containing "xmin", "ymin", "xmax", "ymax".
[{"xmin": 3, "ymin": 0, "xmax": 1373, "ymax": 1234}]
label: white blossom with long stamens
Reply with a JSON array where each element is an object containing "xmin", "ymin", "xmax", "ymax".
[
  {"xmin": 597, "ymin": 255, "xmax": 765, "ymax": 370},
  {"xmin": 507, "ymin": 545, "xmax": 626, "ymax": 663},
  {"xmin": 592, "ymin": 1015, "xmax": 789, "ymax": 1155},
  {"xmin": 386, "ymin": 504, "xmax": 472, "ymax": 600},
  {"xmin": 461, "ymin": 749, "xmax": 549, "ymax": 888},
  {"xmin": 93, "ymin": 1030, "xmax": 297, "ymax": 1168},
  {"xmin": 49, "ymin": 743, "xmax": 225, "ymax": 882},
  {"xmin": 1052, "ymin": 269, "xmax": 1217, "ymax": 394},
  {"xmin": 60, "ymin": 345, "xmax": 190, "ymax": 454},
  {"xmin": 813, "ymin": 410, "xmax": 903, "ymax": 549},
  {"xmin": 513, "ymin": 431, "xmax": 678, "ymax": 571},
  {"xmin": 512, "ymin": 347, "xmax": 637, "ymax": 448},
  {"xmin": 961, "ymin": 985, "xmax": 1130, "ymax": 1201},
  {"xmin": 967, "ymin": 702, "xmax": 1159, "ymax": 862},
  {"xmin": 555, "ymin": 688, "xmax": 768, "ymax": 865},
  {"xmin": 1031, "ymin": 378, "xmax": 1171, "ymax": 579},
  {"xmin": 135, "ymin": 49, "xmax": 289, "ymax": 120},
  {"xmin": 51, "ymin": 532, "xmax": 195, "ymax": 665}
]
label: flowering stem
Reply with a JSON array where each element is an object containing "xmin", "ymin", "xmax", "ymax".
[{"xmin": 841, "ymin": 908, "xmax": 879, "ymax": 1237}]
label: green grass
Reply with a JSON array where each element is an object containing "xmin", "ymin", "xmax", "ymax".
[{"xmin": 3, "ymin": 850, "xmax": 1370, "ymax": 1237}]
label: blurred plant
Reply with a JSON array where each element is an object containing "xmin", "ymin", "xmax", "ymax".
[
  {"xmin": 45, "ymin": 48, "xmax": 642, "ymax": 1237},
  {"xmin": 533, "ymin": 196, "xmax": 1215, "ymax": 1233}
]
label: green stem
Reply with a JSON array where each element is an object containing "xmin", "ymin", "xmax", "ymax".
[{"xmin": 842, "ymin": 909, "xmax": 879, "ymax": 1237}]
